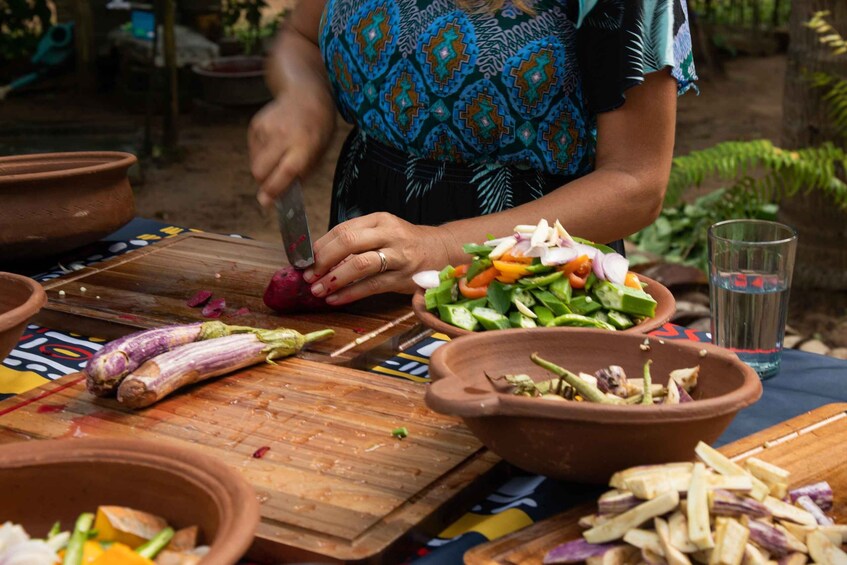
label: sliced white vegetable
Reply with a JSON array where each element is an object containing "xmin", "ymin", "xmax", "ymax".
[
  {"xmin": 484, "ymin": 235, "xmax": 514, "ymax": 247},
  {"xmin": 488, "ymin": 236, "xmax": 518, "ymax": 259},
  {"xmin": 819, "ymin": 525, "xmax": 847, "ymax": 544},
  {"xmin": 656, "ymin": 517, "xmax": 693, "ymax": 565},
  {"xmin": 514, "ymin": 299, "xmax": 537, "ymax": 318},
  {"xmin": 603, "ymin": 253, "xmax": 630, "ymax": 285},
  {"xmin": 412, "ymin": 270, "xmax": 441, "ymax": 290},
  {"xmin": 688, "ymin": 462, "xmax": 715, "ymax": 550},
  {"xmin": 710, "ymin": 518, "xmax": 749, "ymax": 565},
  {"xmin": 514, "ymin": 224, "xmax": 538, "ymax": 234},
  {"xmin": 531, "ymin": 219, "xmax": 550, "ymax": 248},
  {"xmin": 575, "ymin": 243, "xmax": 600, "ymax": 260},
  {"xmin": 542, "ymin": 246, "xmax": 580, "ymax": 266},
  {"xmin": 623, "ymin": 529, "xmax": 665, "ymax": 555},
  {"xmin": 610, "ymin": 463, "xmax": 694, "ymax": 490},
  {"xmin": 806, "ymin": 530, "xmax": 847, "ymax": 565},
  {"xmin": 593, "ymin": 250, "xmax": 607, "ymax": 280},
  {"xmin": 513, "ymin": 239, "xmax": 532, "ymax": 256},
  {"xmin": 694, "ymin": 442, "xmax": 770, "ymax": 501},
  {"xmin": 555, "ymin": 219, "xmax": 575, "ymax": 246},
  {"xmin": 526, "ymin": 244, "xmax": 549, "ymax": 259},
  {"xmin": 669, "ymin": 511, "xmax": 699, "ymax": 553},
  {"xmin": 742, "ymin": 543, "xmax": 770, "ymax": 565},
  {"xmin": 586, "ymin": 544, "xmax": 640, "ymax": 565},
  {"xmin": 763, "ymin": 497, "xmax": 817, "ymax": 526},
  {"xmin": 584, "ymin": 491, "xmax": 680, "ymax": 544}
]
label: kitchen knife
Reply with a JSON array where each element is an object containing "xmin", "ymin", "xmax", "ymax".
[{"xmin": 275, "ymin": 179, "xmax": 314, "ymax": 269}]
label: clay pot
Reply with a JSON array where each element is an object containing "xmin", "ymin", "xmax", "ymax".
[
  {"xmin": 412, "ymin": 275, "xmax": 676, "ymax": 338},
  {"xmin": 192, "ymin": 56, "xmax": 272, "ymax": 107},
  {"xmin": 0, "ymin": 152, "xmax": 137, "ymax": 262},
  {"xmin": 426, "ymin": 328, "xmax": 762, "ymax": 483},
  {"xmin": 0, "ymin": 437, "xmax": 260, "ymax": 565},
  {"xmin": 0, "ymin": 272, "xmax": 47, "ymax": 361}
]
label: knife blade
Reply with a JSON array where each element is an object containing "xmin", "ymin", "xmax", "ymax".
[{"xmin": 275, "ymin": 179, "xmax": 314, "ymax": 269}]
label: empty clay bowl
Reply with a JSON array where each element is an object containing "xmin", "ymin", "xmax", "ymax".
[
  {"xmin": 0, "ymin": 272, "xmax": 47, "ymax": 361},
  {"xmin": 412, "ymin": 274, "xmax": 676, "ymax": 338},
  {"xmin": 426, "ymin": 328, "xmax": 762, "ymax": 483},
  {"xmin": 0, "ymin": 437, "xmax": 259, "ymax": 565},
  {"xmin": 0, "ymin": 152, "xmax": 137, "ymax": 261}
]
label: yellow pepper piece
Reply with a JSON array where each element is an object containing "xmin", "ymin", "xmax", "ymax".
[
  {"xmin": 492, "ymin": 260, "xmax": 531, "ymax": 276},
  {"xmin": 90, "ymin": 543, "xmax": 155, "ymax": 565},
  {"xmin": 81, "ymin": 540, "xmax": 106, "ymax": 563}
]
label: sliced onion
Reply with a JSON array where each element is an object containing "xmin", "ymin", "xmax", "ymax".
[
  {"xmin": 512, "ymin": 239, "xmax": 532, "ymax": 257},
  {"xmin": 574, "ymin": 243, "xmax": 599, "ymax": 260},
  {"xmin": 525, "ymin": 245, "xmax": 548, "ymax": 259},
  {"xmin": 531, "ymin": 219, "xmax": 549, "ymax": 248},
  {"xmin": 554, "ymin": 220, "xmax": 575, "ymax": 247},
  {"xmin": 542, "ymin": 246, "xmax": 579, "ymax": 266},
  {"xmin": 592, "ymin": 250, "xmax": 606, "ymax": 280},
  {"xmin": 602, "ymin": 253, "xmax": 629, "ymax": 285},
  {"xmin": 489, "ymin": 236, "xmax": 518, "ymax": 259},
  {"xmin": 484, "ymin": 235, "xmax": 513, "ymax": 247},
  {"xmin": 412, "ymin": 270, "xmax": 441, "ymax": 289},
  {"xmin": 514, "ymin": 224, "xmax": 537, "ymax": 234},
  {"xmin": 514, "ymin": 299, "xmax": 537, "ymax": 318}
]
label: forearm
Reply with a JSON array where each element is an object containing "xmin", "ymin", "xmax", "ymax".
[{"xmin": 439, "ymin": 168, "xmax": 665, "ymax": 266}]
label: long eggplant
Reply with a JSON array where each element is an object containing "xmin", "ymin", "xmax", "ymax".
[
  {"xmin": 116, "ymin": 328, "xmax": 333, "ymax": 408},
  {"xmin": 85, "ymin": 322, "xmax": 272, "ymax": 397}
]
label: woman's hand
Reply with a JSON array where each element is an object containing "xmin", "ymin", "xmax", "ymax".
[
  {"xmin": 248, "ymin": 92, "xmax": 335, "ymax": 207},
  {"xmin": 302, "ymin": 213, "xmax": 455, "ymax": 305}
]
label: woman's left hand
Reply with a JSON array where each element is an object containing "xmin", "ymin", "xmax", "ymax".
[{"xmin": 302, "ymin": 212, "xmax": 453, "ymax": 305}]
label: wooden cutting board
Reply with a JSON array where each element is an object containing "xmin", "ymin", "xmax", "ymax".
[
  {"xmin": 0, "ymin": 358, "xmax": 503, "ymax": 563},
  {"xmin": 464, "ymin": 403, "xmax": 847, "ymax": 565},
  {"xmin": 34, "ymin": 232, "xmax": 422, "ymax": 363}
]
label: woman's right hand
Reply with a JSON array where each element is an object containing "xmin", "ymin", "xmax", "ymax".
[{"xmin": 248, "ymin": 90, "xmax": 335, "ymax": 207}]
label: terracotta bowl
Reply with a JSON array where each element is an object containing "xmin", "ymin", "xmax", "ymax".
[
  {"xmin": 0, "ymin": 437, "xmax": 259, "ymax": 565},
  {"xmin": 426, "ymin": 328, "xmax": 762, "ymax": 483},
  {"xmin": 412, "ymin": 274, "xmax": 676, "ymax": 338},
  {"xmin": 0, "ymin": 152, "xmax": 137, "ymax": 261},
  {"xmin": 0, "ymin": 272, "xmax": 47, "ymax": 361}
]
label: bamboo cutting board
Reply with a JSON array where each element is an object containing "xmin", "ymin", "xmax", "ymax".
[
  {"xmin": 0, "ymin": 358, "xmax": 503, "ymax": 563},
  {"xmin": 34, "ymin": 232, "xmax": 421, "ymax": 363},
  {"xmin": 464, "ymin": 403, "xmax": 847, "ymax": 565}
]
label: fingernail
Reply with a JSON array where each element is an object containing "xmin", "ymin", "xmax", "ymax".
[
  {"xmin": 303, "ymin": 269, "xmax": 315, "ymax": 282},
  {"xmin": 311, "ymin": 283, "xmax": 324, "ymax": 297},
  {"xmin": 325, "ymin": 294, "xmax": 338, "ymax": 304},
  {"xmin": 257, "ymin": 193, "xmax": 272, "ymax": 208}
]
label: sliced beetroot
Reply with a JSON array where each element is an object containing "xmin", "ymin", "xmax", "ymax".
[
  {"xmin": 263, "ymin": 266, "xmax": 339, "ymax": 314},
  {"xmin": 187, "ymin": 289, "xmax": 213, "ymax": 308},
  {"xmin": 201, "ymin": 298, "xmax": 226, "ymax": 318},
  {"xmin": 233, "ymin": 307, "xmax": 251, "ymax": 316}
]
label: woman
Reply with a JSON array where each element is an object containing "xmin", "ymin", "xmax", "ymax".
[{"xmin": 248, "ymin": 0, "xmax": 696, "ymax": 306}]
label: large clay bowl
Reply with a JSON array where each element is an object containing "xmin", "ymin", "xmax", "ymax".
[
  {"xmin": 0, "ymin": 152, "xmax": 137, "ymax": 261},
  {"xmin": 412, "ymin": 274, "xmax": 676, "ymax": 338},
  {"xmin": 0, "ymin": 272, "xmax": 47, "ymax": 361},
  {"xmin": 426, "ymin": 328, "xmax": 762, "ymax": 483},
  {"xmin": 0, "ymin": 437, "xmax": 260, "ymax": 565}
]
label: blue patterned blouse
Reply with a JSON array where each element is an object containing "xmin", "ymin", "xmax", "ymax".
[{"xmin": 319, "ymin": 0, "xmax": 697, "ymax": 179}]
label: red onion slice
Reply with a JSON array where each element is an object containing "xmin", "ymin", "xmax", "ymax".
[
  {"xmin": 412, "ymin": 270, "xmax": 441, "ymax": 289},
  {"xmin": 602, "ymin": 253, "xmax": 629, "ymax": 285},
  {"xmin": 525, "ymin": 244, "xmax": 548, "ymax": 258},
  {"xmin": 542, "ymin": 246, "xmax": 579, "ymax": 266},
  {"xmin": 512, "ymin": 239, "xmax": 532, "ymax": 256},
  {"xmin": 592, "ymin": 250, "xmax": 606, "ymax": 280}
]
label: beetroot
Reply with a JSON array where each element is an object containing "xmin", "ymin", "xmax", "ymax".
[
  {"xmin": 186, "ymin": 289, "xmax": 213, "ymax": 308},
  {"xmin": 201, "ymin": 298, "xmax": 226, "ymax": 318},
  {"xmin": 263, "ymin": 266, "xmax": 337, "ymax": 313}
]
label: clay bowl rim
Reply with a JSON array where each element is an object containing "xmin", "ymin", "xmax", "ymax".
[
  {"xmin": 412, "ymin": 274, "xmax": 676, "ymax": 337},
  {"xmin": 0, "ymin": 437, "xmax": 260, "ymax": 565},
  {"xmin": 0, "ymin": 272, "xmax": 47, "ymax": 331},
  {"xmin": 426, "ymin": 327, "xmax": 763, "ymax": 424},
  {"xmin": 0, "ymin": 151, "xmax": 138, "ymax": 185}
]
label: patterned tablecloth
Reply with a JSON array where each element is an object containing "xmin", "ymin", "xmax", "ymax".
[{"xmin": 3, "ymin": 219, "xmax": 846, "ymax": 565}]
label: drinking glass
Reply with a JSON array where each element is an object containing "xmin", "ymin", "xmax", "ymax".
[{"xmin": 708, "ymin": 219, "xmax": 798, "ymax": 379}]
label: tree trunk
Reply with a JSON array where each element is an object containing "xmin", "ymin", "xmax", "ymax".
[{"xmin": 778, "ymin": 0, "xmax": 847, "ymax": 289}]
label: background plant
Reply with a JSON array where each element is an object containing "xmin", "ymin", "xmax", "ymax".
[
  {"xmin": 221, "ymin": 0, "xmax": 288, "ymax": 55},
  {"xmin": 0, "ymin": 0, "xmax": 52, "ymax": 62}
]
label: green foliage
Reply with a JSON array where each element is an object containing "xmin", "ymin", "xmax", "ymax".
[
  {"xmin": 222, "ymin": 0, "xmax": 288, "ymax": 55},
  {"xmin": 0, "ymin": 0, "xmax": 52, "ymax": 61},
  {"xmin": 689, "ymin": 0, "xmax": 790, "ymax": 30}
]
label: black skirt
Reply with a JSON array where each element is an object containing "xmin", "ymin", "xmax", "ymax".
[{"xmin": 329, "ymin": 127, "xmax": 625, "ymax": 255}]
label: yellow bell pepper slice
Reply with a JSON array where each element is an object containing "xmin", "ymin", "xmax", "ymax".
[
  {"xmin": 90, "ymin": 543, "xmax": 155, "ymax": 565},
  {"xmin": 492, "ymin": 260, "xmax": 531, "ymax": 277}
]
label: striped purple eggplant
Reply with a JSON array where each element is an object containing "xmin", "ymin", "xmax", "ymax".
[
  {"xmin": 116, "ymin": 328, "xmax": 334, "ymax": 408},
  {"xmin": 85, "ymin": 321, "xmax": 269, "ymax": 397}
]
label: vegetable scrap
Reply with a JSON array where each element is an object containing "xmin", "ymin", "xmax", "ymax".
[
  {"xmin": 0, "ymin": 506, "xmax": 207, "ymax": 565},
  {"xmin": 491, "ymin": 354, "xmax": 699, "ymax": 405},
  {"xmin": 263, "ymin": 266, "xmax": 339, "ymax": 314},
  {"xmin": 200, "ymin": 298, "xmax": 226, "ymax": 319},
  {"xmin": 543, "ymin": 442, "xmax": 846, "ymax": 565},
  {"xmin": 84, "ymin": 322, "xmax": 334, "ymax": 408},
  {"xmin": 392, "ymin": 427, "xmax": 409, "ymax": 439},
  {"xmin": 185, "ymin": 290, "xmax": 213, "ymax": 308},
  {"xmin": 252, "ymin": 446, "xmax": 271, "ymax": 459},
  {"xmin": 413, "ymin": 219, "xmax": 658, "ymax": 332},
  {"xmin": 233, "ymin": 307, "xmax": 251, "ymax": 316}
]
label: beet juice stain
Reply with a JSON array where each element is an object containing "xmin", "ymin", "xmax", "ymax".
[{"xmin": 253, "ymin": 446, "xmax": 271, "ymax": 458}]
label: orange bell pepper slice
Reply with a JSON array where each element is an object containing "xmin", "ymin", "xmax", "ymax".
[
  {"xmin": 458, "ymin": 277, "xmax": 488, "ymax": 299},
  {"xmin": 453, "ymin": 264, "xmax": 470, "ymax": 278},
  {"xmin": 492, "ymin": 260, "xmax": 531, "ymax": 277},
  {"xmin": 624, "ymin": 272, "xmax": 642, "ymax": 289},
  {"xmin": 495, "ymin": 274, "xmax": 521, "ymax": 284},
  {"xmin": 500, "ymin": 252, "xmax": 532, "ymax": 265},
  {"xmin": 561, "ymin": 255, "xmax": 592, "ymax": 277},
  {"xmin": 468, "ymin": 266, "xmax": 498, "ymax": 288}
]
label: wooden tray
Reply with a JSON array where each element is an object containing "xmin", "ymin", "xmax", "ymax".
[
  {"xmin": 464, "ymin": 403, "xmax": 847, "ymax": 565},
  {"xmin": 0, "ymin": 358, "xmax": 503, "ymax": 563},
  {"xmin": 34, "ymin": 232, "xmax": 422, "ymax": 363}
]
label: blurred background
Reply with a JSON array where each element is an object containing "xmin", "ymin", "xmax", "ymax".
[{"xmin": 1, "ymin": 0, "xmax": 845, "ymax": 350}]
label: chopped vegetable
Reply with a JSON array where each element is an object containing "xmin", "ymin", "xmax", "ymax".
[
  {"xmin": 788, "ymin": 482, "xmax": 834, "ymax": 511},
  {"xmin": 543, "ymin": 539, "xmax": 622, "ymax": 564},
  {"xmin": 392, "ymin": 427, "xmax": 409, "ymax": 439},
  {"xmin": 583, "ymin": 491, "xmax": 680, "ymax": 543},
  {"xmin": 90, "ymin": 543, "xmax": 153, "ymax": 565},
  {"xmin": 63, "ymin": 512, "xmax": 95, "ymax": 565},
  {"xmin": 135, "ymin": 528, "xmax": 174, "ymax": 560},
  {"xmin": 710, "ymin": 517, "xmax": 748, "ymax": 565},
  {"xmin": 117, "ymin": 328, "xmax": 334, "ymax": 408},
  {"xmin": 795, "ymin": 495, "xmax": 834, "ymax": 526},
  {"xmin": 94, "ymin": 507, "xmax": 167, "ymax": 549},
  {"xmin": 185, "ymin": 290, "xmax": 212, "ymax": 308},
  {"xmin": 744, "ymin": 457, "xmax": 790, "ymax": 499},
  {"xmin": 263, "ymin": 266, "xmax": 340, "ymax": 314},
  {"xmin": 687, "ymin": 462, "xmax": 715, "ymax": 550}
]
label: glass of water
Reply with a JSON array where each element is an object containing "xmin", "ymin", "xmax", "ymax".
[{"xmin": 708, "ymin": 219, "xmax": 798, "ymax": 380}]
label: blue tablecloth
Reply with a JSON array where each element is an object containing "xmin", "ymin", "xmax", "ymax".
[{"xmin": 3, "ymin": 218, "xmax": 846, "ymax": 564}]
